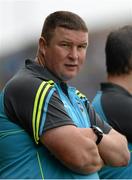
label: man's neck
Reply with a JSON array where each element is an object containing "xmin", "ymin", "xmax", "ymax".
[
  {"xmin": 107, "ymin": 72, "xmax": 132, "ymax": 93},
  {"xmin": 35, "ymin": 56, "xmax": 45, "ymax": 68}
]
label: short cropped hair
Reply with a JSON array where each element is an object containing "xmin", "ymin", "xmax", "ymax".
[
  {"xmin": 105, "ymin": 25, "xmax": 132, "ymax": 75},
  {"xmin": 41, "ymin": 11, "xmax": 88, "ymax": 44}
]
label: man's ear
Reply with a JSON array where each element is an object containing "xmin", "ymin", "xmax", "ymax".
[{"xmin": 39, "ymin": 37, "xmax": 47, "ymax": 54}]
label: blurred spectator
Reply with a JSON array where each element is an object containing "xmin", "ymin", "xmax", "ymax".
[{"xmin": 92, "ymin": 25, "xmax": 132, "ymax": 178}]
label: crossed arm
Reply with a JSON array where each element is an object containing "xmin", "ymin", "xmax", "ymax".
[
  {"xmin": 40, "ymin": 92, "xmax": 130, "ymax": 174},
  {"xmin": 40, "ymin": 125, "xmax": 130, "ymax": 174}
]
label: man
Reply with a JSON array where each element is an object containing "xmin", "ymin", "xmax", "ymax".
[
  {"xmin": 0, "ymin": 11, "xmax": 130, "ymax": 179},
  {"xmin": 92, "ymin": 25, "xmax": 132, "ymax": 178}
]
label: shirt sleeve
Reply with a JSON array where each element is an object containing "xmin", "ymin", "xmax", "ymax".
[
  {"xmin": 88, "ymin": 103, "xmax": 112, "ymax": 134},
  {"xmin": 4, "ymin": 74, "xmax": 75, "ymax": 144},
  {"xmin": 42, "ymin": 91, "xmax": 76, "ymax": 132}
]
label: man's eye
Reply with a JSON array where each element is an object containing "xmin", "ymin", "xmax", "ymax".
[
  {"xmin": 61, "ymin": 44, "xmax": 69, "ymax": 47},
  {"xmin": 78, "ymin": 45, "xmax": 87, "ymax": 49}
]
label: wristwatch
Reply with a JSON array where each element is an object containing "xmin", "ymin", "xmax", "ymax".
[{"xmin": 91, "ymin": 125, "xmax": 103, "ymax": 145}]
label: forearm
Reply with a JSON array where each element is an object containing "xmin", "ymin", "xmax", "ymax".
[
  {"xmin": 98, "ymin": 129, "xmax": 130, "ymax": 166},
  {"xmin": 41, "ymin": 125, "xmax": 104, "ymax": 174}
]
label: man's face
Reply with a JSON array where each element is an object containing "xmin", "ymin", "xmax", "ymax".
[{"xmin": 43, "ymin": 27, "xmax": 88, "ymax": 81}]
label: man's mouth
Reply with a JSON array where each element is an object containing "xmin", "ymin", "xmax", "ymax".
[{"xmin": 65, "ymin": 64, "xmax": 77, "ymax": 67}]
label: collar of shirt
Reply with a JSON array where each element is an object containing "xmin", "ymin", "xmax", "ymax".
[
  {"xmin": 101, "ymin": 82, "xmax": 132, "ymax": 96},
  {"xmin": 25, "ymin": 59, "xmax": 62, "ymax": 84},
  {"xmin": 25, "ymin": 59, "xmax": 69, "ymax": 95}
]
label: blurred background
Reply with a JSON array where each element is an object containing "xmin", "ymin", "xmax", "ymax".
[{"xmin": 0, "ymin": 0, "xmax": 132, "ymax": 100}]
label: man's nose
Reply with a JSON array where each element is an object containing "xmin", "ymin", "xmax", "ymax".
[{"xmin": 68, "ymin": 47, "xmax": 79, "ymax": 60}]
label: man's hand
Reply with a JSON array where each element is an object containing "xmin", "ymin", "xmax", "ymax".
[{"xmin": 97, "ymin": 128, "xmax": 130, "ymax": 166}]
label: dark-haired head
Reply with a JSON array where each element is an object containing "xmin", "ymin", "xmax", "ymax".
[
  {"xmin": 41, "ymin": 11, "xmax": 88, "ymax": 45},
  {"xmin": 105, "ymin": 25, "xmax": 132, "ymax": 75}
]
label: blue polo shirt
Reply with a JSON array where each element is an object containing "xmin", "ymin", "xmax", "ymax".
[
  {"xmin": 92, "ymin": 83, "xmax": 132, "ymax": 178},
  {"xmin": 0, "ymin": 60, "xmax": 110, "ymax": 179}
]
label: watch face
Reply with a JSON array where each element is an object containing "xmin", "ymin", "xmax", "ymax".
[
  {"xmin": 95, "ymin": 126, "xmax": 103, "ymax": 133},
  {"xmin": 92, "ymin": 125, "xmax": 103, "ymax": 145}
]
